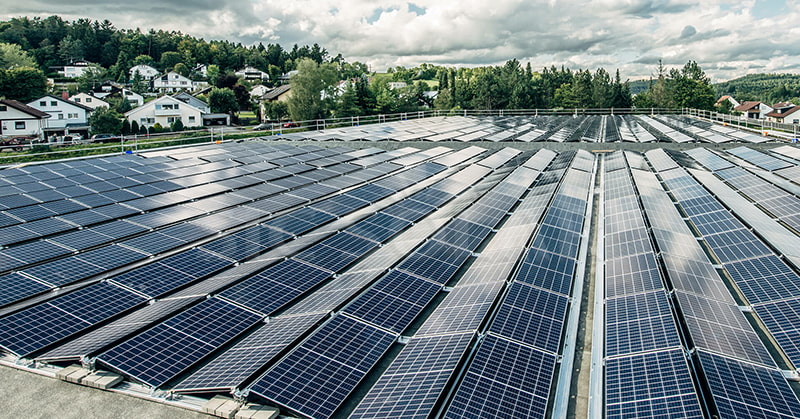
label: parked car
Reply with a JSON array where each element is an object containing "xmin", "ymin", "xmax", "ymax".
[
  {"xmin": 253, "ymin": 123, "xmax": 271, "ymax": 130},
  {"xmin": 90, "ymin": 133, "xmax": 120, "ymax": 143},
  {"xmin": 62, "ymin": 134, "xmax": 85, "ymax": 144},
  {"xmin": 0, "ymin": 137, "xmax": 25, "ymax": 152},
  {"xmin": 282, "ymin": 121, "xmax": 299, "ymax": 128}
]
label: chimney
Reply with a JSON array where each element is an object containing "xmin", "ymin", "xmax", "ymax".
[{"xmin": 62, "ymin": 91, "xmax": 69, "ymax": 100}]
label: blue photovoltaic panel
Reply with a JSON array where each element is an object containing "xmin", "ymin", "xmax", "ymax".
[
  {"xmin": 530, "ymin": 224, "xmax": 581, "ymax": 256},
  {"xmin": 75, "ymin": 245, "xmax": 148, "ymax": 272},
  {"xmin": 351, "ymin": 332, "xmax": 474, "ymax": 418},
  {"xmin": 220, "ymin": 259, "xmax": 332, "ymax": 314},
  {"xmin": 605, "ymin": 349, "xmax": 703, "ymax": 419},
  {"xmin": 346, "ymin": 213, "xmax": 410, "ymax": 243},
  {"xmin": 157, "ymin": 248, "xmax": 232, "ymax": 278},
  {"xmin": 249, "ymin": 315, "xmax": 396, "ymax": 419},
  {"xmin": 445, "ymin": 334, "xmax": 556, "ymax": 419},
  {"xmin": 409, "ymin": 188, "xmax": 453, "ymax": 208},
  {"xmin": 396, "ymin": 240, "xmax": 473, "ymax": 284},
  {"xmin": 698, "ymin": 350, "xmax": 800, "ymax": 419},
  {"xmin": 724, "ymin": 256, "xmax": 800, "ymax": 304},
  {"xmin": 0, "ymin": 240, "xmax": 72, "ymax": 272},
  {"xmin": 174, "ymin": 313, "xmax": 323, "ymax": 392},
  {"xmin": 381, "ymin": 199, "xmax": 436, "ymax": 222},
  {"xmin": 0, "ymin": 273, "xmax": 50, "ymax": 307},
  {"xmin": 110, "ymin": 263, "xmax": 194, "ymax": 298},
  {"xmin": 345, "ymin": 184, "xmax": 395, "ymax": 203},
  {"xmin": 515, "ymin": 248, "xmax": 576, "ymax": 296},
  {"xmin": 488, "ymin": 282, "xmax": 568, "ymax": 353},
  {"xmin": 294, "ymin": 245, "xmax": 362, "ymax": 272},
  {"xmin": 0, "ymin": 282, "xmax": 146, "ymax": 356},
  {"xmin": 754, "ymin": 299, "xmax": 800, "ymax": 367},
  {"xmin": 605, "ymin": 291, "xmax": 681, "ymax": 357},
  {"xmin": 432, "ymin": 219, "xmax": 492, "ymax": 251},
  {"xmin": 605, "ymin": 253, "xmax": 663, "ymax": 298},
  {"xmin": 344, "ymin": 270, "xmax": 442, "ymax": 333},
  {"xmin": 21, "ymin": 257, "xmax": 107, "ymax": 287},
  {"xmin": 97, "ymin": 297, "xmax": 262, "ymax": 388},
  {"xmin": 309, "ymin": 194, "xmax": 369, "ymax": 217}
]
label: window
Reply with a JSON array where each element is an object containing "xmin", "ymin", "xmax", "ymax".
[
  {"xmin": 50, "ymin": 101, "xmax": 57, "ymax": 106},
  {"xmin": 794, "ymin": 119, "xmax": 799, "ymax": 124},
  {"xmin": 188, "ymin": 116, "xmax": 196, "ymax": 122},
  {"xmin": 86, "ymin": 98, "xmax": 92, "ymax": 103},
  {"xmin": 180, "ymin": 81, "xmax": 187, "ymax": 85},
  {"xmin": 39, "ymin": 101, "xmax": 46, "ymax": 106},
  {"xmin": 68, "ymin": 113, "xmax": 78, "ymax": 119},
  {"xmin": 58, "ymin": 114, "xmax": 64, "ymax": 119},
  {"xmin": 0, "ymin": 105, "xmax": 7, "ymax": 112},
  {"xmin": 140, "ymin": 117, "xmax": 155, "ymax": 124},
  {"xmin": 15, "ymin": 121, "xmax": 25, "ymax": 130},
  {"xmin": 74, "ymin": 98, "xmax": 81, "ymax": 103},
  {"xmin": 167, "ymin": 117, "xmax": 181, "ymax": 123}
]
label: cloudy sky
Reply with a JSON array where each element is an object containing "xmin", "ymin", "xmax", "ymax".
[{"xmin": 1, "ymin": 0, "xmax": 798, "ymax": 81}]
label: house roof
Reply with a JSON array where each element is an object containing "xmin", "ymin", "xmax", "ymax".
[
  {"xmin": 766, "ymin": 106, "xmax": 800, "ymax": 119},
  {"xmin": 262, "ymin": 84, "xmax": 291, "ymax": 101},
  {"xmin": 716, "ymin": 95, "xmax": 732, "ymax": 104},
  {"xmin": 173, "ymin": 92, "xmax": 208, "ymax": 109},
  {"xmin": 0, "ymin": 100, "xmax": 51, "ymax": 118},
  {"xmin": 734, "ymin": 101, "xmax": 762, "ymax": 112}
]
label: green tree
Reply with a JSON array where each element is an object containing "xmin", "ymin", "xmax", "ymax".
[
  {"xmin": 170, "ymin": 118, "xmax": 184, "ymax": 132},
  {"xmin": 206, "ymin": 64, "xmax": 221, "ymax": 85},
  {"xmin": 287, "ymin": 58, "xmax": 337, "ymax": 121},
  {"xmin": 133, "ymin": 54, "xmax": 153, "ymax": 66},
  {"xmin": 121, "ymin": 119, "xmax": 131, "ymax": 135},
  {"xmin": 208, "ymin": 87, "xmax": 238, "ymax": 115},
  {"xmin": 173, "ymin": 62, "xmax": 189, "ymax": 77},
  {"xmin": 89, "ymin": 106, "xmax": 123, "ymax": 134},
  {"xmin": 262, "ymin": 101, "xmax": 289, "ymax": 121},
  {"xmin": 116, "ymin": 96, "xmax": 132, "ymax": 113},
  {"xmin": 75, "ymin": 63, "xmax": 106, "ymax": 91},
  {"xmin": 0, "ymin": 42, "xmax": 37, "ymax": 69},
  {"xmin": 159, "ymin": 51, "xmax": 181, "ymax": 71},
  {"xmin": 0, "ymin": 67, "xmax": 47, "ymax": 102},
  {"xmin": 130, "ymin": 120, "xmax": 139, "ymax": 135}
]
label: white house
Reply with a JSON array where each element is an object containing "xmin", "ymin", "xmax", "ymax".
[
  {"xmin": 152, "ymin": 71, "xmax": 195, "ymax": 93},
  {"xmin": 766, "ymin": 104, "xmax": 800, "ymax": 124},
  {"xmin": 173, "ymin": 92, "xmax": 210, "ymax": 113},
  {"xmin": 235, "ymin": 66, "xmax": 269, "ymax": 81},
  {"xmin": 250, "ymin": 84, "xmax": 270, "ymax": 98},
  {"xmin": 129, "ymin": 64, "xmax": 160, "ymax": 81},
  {"xmin": 27, "ymin": 95, "xmax": 94, "ymax": 137},
  {"xmin": 0, "ymin": 100, "xmax": 50, "ymax": 138},
  {"xmin": 734, "ymin": 101, "xmax": 773, "ymax": 120},
  {"xmin": 69, "ymin": 92, "xmax": 110, "ymax": 110},
  {"xmin": 121, "ymin": 89, "xmax": 145, "ymax": 107},
  {"xmin": 387, "ymin": 82, "xmax": 408, "ymax": 90},
  {"xmin": 193, "ymin": 64, "xmax": 208, "ymax": 78},
  {"xmin": 58, "ymin": 60, "xmax": 94, "ymax": 79},
  {"xmin": 125, "ymin": 95, "xmax": 204, "ymax": 129}
]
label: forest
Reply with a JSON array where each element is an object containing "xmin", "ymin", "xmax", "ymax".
[{"xmin": 714, "ymin": 73, "xmax": 800, "ymax": 105}]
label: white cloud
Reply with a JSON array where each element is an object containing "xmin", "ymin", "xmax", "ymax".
[{"xmin": 1, "ymin": 0, "xmax": 799, "ymax": 81}]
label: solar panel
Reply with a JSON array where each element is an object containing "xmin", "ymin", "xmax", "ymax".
[
  {"xmin": 605, "ymin": 349, "xmax": 703, "ymax": 419},
  {"xmin": 489, "ymin": 282, "xmax": 569, "ymax": 353},
  {"xmin": 515, "ymin": 248, "xmax": 576, "ymax": 296},
  {"xmin": 0, "ymin": 282, "xmax": 147, "ymax": 356},
  {"xmin": 396, "ymin": 240, "xmax": 473, "ymax": 284},
  {"xmin": 0, "ymin": 273, "xmax": 50, "ymax": 308},
  {"xmin": 698, "ymin": 350, "xmax": 800, "ymax": 419},
  {"xmin": 344, "ymin": 270, "xmax": 442, "ymax": 333},
  {"xmin": 174, "ymin": 313, "xmax": 324, "ymax": 392},
  {"xmin": 96, "ymin": 297, "xmax": 262, "ymax": 388},
  {"xmin": 444, "ymin": 334, "xmax": 556, "ymax": 419},
  {"xmin": 352, "ymin": 332, "xmax": 474, "ymax": 418},
  {"xmin": 248, "ymin": 314, "xmax": 396, "ymax": 419},
  {"xmin": 605, "ymin": 291, "xmax": 681, "ymax": 357},
  {"xmin": 605, "ymin": 253, "xmax": 663, "ymax": 298}
]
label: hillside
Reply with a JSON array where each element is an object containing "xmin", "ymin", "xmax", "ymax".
[{"xmin": 714, "ymin": 73, "xmax": 800, "ymax": 102}]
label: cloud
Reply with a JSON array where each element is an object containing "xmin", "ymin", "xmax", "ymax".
[{"xmin": 1, "ymin": 0, "xmax": 799, "ymax": 81}]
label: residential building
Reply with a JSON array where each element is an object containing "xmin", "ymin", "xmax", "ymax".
[
  {"xmin": 121, "ymin": 89, "xmax": 145, "ymax": 107},
  {"xmin": 152, "ymin": 71, "xmax": 195, "ymax": 93},
  {"xmin": 129, "ymin": 64, "xmax": 160, "ymax": 81},
  {"xmin": 235, "ymin": 66, "xmax": 269, "ymax": 81},
  {"xmin": 125, "ymin": 95, "xmax": 204, "ymax": 129},
  {"xmin": 715, "ymin": 95, "xmax": 740, "ymax": 109},
  {"xmin": 0, "ymin": 100, "xmax": 50, "ymax": 138},
  {"xmin": 250, "ymin": 84, "xmax": 270, "ymax": 98},
  {"xmin": 261, "ymin": 84, "xmax": 292, "ymax": 102},
  {"xmin": 387, "ymin": 81, "xmax": 408, "ymax": 90},
  {"xmin": 27, "ymin": 95, "xmax": 94, "ymax": 138},
  {"xmin": 766, "ymin": 104, "xmax": 800, "ymax": 124},
  {"xmin": 734, "ymin": 101, "xmax": 773, "ymax": 119},
  {"xmin": 56, "ymin": 60, "xmax": 94, "ymax": 79},
  {"xmin": 69, "ymin": 92, "xmax": 110, "ymax": 110}
]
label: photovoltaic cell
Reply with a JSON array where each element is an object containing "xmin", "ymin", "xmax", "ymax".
[{"xmin": 488, "ymin": 282, "xmax": 568, "ymax": 353}]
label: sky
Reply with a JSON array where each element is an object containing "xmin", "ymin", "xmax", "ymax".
[{"xmin": 1, "ymin": 0, "xmax": 798, "ymax": 82}]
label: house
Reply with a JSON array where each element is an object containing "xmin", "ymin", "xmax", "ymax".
[
  {"xmin": 89, "ymin": 81, "xmax": 124, "ymax": 99},
  {"xmin": 235, "ymin": 66, "xmax": 269, "ymax": 81},
  {"xmin": 766, "ymin": 103, "xmax": 800, "ymax": 124},
  {"xmin": 55, "ymin": 60, "xmax": 95, "ymax": 79},
  {"xmin": 250, "ymin": 84, "xmax": 270, "ymax": 98},
  {"xmin": 173, "ymin": 92, "xmax": 210, "ymax": 113},
  {"xmin": 261, "ymin": 84, "xmax": 292, "ymax": 102},
  {"xmin": 0, "ymin": 100, "xmax": 50, "ymax": 139},
  {"xmin": 152, "ymin": 71, "xmax": 195, "ymax": 93},
  {"xmin": 120, "ymin": 89, "xmax": 145, "ymax": 107},
  {"xmin": 734, "ymin": 101, "xmax": 773, "ymax": 119},
  {"xmin": 715, "ymin": 95, "xmax": 740, "ymax": 109},
  {"xmin": 193, "ymin": 64, "xmax": 208, "ymax": 78},
  {"xmin": 279, "ymin": 70, "xmax": 298, "ymax": 82},
  {"xmin": 27, "ymin": 95, "xmax": 94, "ymax": 138},
  {"xmin": 124, "ymin": 95, "xmax": 230, "ymax": 129},
  {"xmin": 387, "ymin": 81, "xmax": 408, "ymax": 90},
  {"xmin": 129, "ymin": 64, "xmax": 160, "ymax": 81},
  {"xmin": 69, "ymin": 92, "xmax": 110, "ymax": 110}
]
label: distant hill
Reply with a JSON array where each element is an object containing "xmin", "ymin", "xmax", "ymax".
[
  {"xmin": 628, "ymin": 80, "xmax": 651, "ymax": 96},
  {"xmin": 714, "ymin": 73, "xmax": 800, "ymax": 103}
]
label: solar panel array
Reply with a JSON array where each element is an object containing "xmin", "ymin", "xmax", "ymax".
[{"xmin": 2, "ymin": 116, "xmax": 800, "ymax": 419}]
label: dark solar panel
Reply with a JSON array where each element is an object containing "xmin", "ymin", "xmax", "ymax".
[
  {"xmin": 0, "ymin": 273, "xmax": 50, "ymax": 307},
  {"xmin": 489, "ymin": 282, "xmax": 569, "ymax": 353}
]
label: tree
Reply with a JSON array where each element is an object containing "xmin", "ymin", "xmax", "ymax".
[
  {"xmin": 206, "ymin": 64, "xmax": 220, "ymax": 85},
  {"xmin": 75, "ymin": 63, "xmax": 106, "ymax": 91},
  {"xmin": 121, "ymin": 119, "xmax": 131, "ymax": 135},
  {"xmin": 262, "ymin": 101, "xmax": 289, "ymax": 121},
  {"xmin": 0, "ymin": 42, "xmax": 37, "ymax": 69},
  {"xmin": 116, "ymin": 97, "xmax": 132, "ymax": 113},
  {"xmin": 130, "ymin": 120, "xmax": 139, "ymax": 135},
  {"xmin": 133, "ymin": 54, "xmax": 153, "ymax": 66},
  {"xmin": 170, "ymin": 118, "xmax": 184, "ymax": 132},
  {"xmin": 89, "ymin": 106, "xmax": 123, "ymax": 134},
  {"xmin": 173, "ymin": 62, "xmax": 189, "ymax": 77},
  {"xmin": 0, "ymin": 67, "xmax": 47, "ymax": 102},
  {"xmin": 159, "ymin": 51, "xmax": 181, "ymax": 71},
  {"xmin": 287, "ymin": 58, "xmax": 337, "ymax": 121},
  {"xmin": 208, "ymin": 87, "xmax": 238, "ymax": 115}
]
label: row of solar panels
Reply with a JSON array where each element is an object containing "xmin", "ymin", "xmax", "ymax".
[
  {"xmin": 600, "ymin": 146, "xmax": 800, "ymax": 418},
  {"xmin": 271, "ymin": 115, "xmax": 772, "ymax": 143}
]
